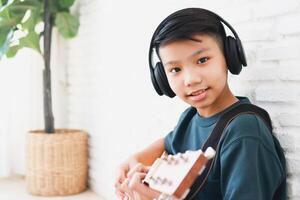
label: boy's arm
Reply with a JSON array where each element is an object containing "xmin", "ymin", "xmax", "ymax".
[{"xmin": 133, "ymin": 137, "xmax": 165, "ymax": 166}]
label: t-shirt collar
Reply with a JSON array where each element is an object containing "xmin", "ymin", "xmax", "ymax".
[{"xmin": 195, "ymin": 96, "xmax": 251, "ymax": 127}]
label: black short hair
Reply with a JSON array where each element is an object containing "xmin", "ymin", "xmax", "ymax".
[{"xmin": 153, "ymin": 8, "xmax": 227, "ymax": 56}]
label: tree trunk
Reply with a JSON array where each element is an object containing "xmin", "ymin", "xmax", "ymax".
[{"xmin": 43, "ymin": 0, "xmax": 54, "ymax": 133}]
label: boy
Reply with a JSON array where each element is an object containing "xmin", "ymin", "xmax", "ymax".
[{"xmin": 115, "ymin": 8, "xmax": 286, "ymax": 200}]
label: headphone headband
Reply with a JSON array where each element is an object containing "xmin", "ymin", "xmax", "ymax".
[{"xmin": 149, "ymin": 8, "xmax": 246, "ymax": 70}]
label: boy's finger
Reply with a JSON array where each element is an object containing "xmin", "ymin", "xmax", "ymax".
[
  {"xmin": 115, "ymin": 181, "xmax": 126, "ymax": 200},
  {"xmin": 114, "ymin": 167, "xmax": 128, "ymax": 187},
  {"xmin": 128, "ymin": 172, "xmax": 146, "ymax": 189},
  {"xmin": 115, "ymin": 189, "xmax": 125, "ymax": 200},
  {"xmin": 127, "ymin": 163, "xmax": 150, "ymax": 179},
  {"xmin": 120, "ymin": 178, "xmax": 134, "ymax": 199},
  {"xmin": 127, "ymin": 163, "xmax": 142, "ymax": 179},
  {"xmin": 128, "ymin": 172, "xmax": 160, "ymax": 199},
  {"xmin": 143, "ymin": 165, "xmax": 151, "ymax": 173}
]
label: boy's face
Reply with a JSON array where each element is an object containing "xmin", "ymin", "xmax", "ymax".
[{"xmin": 159, "ymin": 34, "xmax": 232, "ymax": 117}]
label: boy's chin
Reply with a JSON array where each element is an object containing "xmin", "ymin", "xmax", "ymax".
[
  {"xmin": 187, "ymin": 98, "xmax": 215, "ymax": 112},
  {"xmin": 184, "ymin": 99, "xmax": 209, "ymax": 109},
  {"xmin": 182, "ymin": 96, "xmax": 210, "ymax": 106}
]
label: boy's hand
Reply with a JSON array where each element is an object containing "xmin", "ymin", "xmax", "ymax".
[
  {"xmin": 114, "ymin": 138, "xmax": 165, "ymax": 199},
  {"xmin": 114, "ymin": 158, "xmax": 139, "ymax": 199},
  {"xmin": 114, "ymin": 165, "xmax": 128, "ymax": 199},
  {"xmin": 120, "ymin": 163, "xmax": 161, "ymax": 200},
  {"xmin": 116, "ymin": 162, "xmax": 180, "ymax": 200}
]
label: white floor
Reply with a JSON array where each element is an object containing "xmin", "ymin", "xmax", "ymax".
[{"xmin": 0, "ymin": 176, "xmax": 104, "ymax": 200}]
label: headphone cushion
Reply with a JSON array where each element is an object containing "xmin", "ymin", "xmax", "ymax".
[
  {"xmin": 225, "ymin": 36, "xmax": 242, "ymax": 75},
  {"xmin": 151, "ymin": 66, "xmax": 163, "ymax": 95},
  {"xmin": 154, "ymin": 62, "xmax": 176, "ymax": 97}
]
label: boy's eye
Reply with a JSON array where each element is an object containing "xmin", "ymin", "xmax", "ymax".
[
  {"xmin": 170, "ymin": 67, "xmax": 181, "ymax": 74},
  {"xmin": 197, "ymin": 57, "xmax": 209, "ymax": 64}
]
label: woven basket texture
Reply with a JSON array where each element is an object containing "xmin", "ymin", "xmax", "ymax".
[{"xmin": 26, "ymin": 129, "xmax": 88, "ymax": 196}]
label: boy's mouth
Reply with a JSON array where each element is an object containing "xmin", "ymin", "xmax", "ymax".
[
  {"xmin": 188, "ymin": 88, "xmax": 209, "ymax": 96},
  {"xmin": 186, "ymin": 88, "xmax": 209, "ymax": 102}
]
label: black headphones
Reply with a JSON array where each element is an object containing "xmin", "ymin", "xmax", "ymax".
[{"xmin": 148, "ymin": 8, "xmax": 247, "ymax": 98}]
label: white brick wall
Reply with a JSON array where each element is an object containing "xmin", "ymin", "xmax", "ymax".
[{"xmin": 65, "ymin": 0, "xmax": 300, "ymax": 199}]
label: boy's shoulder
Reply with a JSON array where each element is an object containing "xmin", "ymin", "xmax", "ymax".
[
  {"xmin": 218, "ymin": 97, "xmax": 273, "ymax": 142},
  {"xmin": 227, "ymin": 112, "xmax": 269, "ymax": 136},
  {"xmin": 222, "ymin": 111, "xmax": 276, "ymax": 153}
]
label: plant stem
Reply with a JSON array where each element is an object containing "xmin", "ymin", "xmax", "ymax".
[{"xmin": 43, "ymin": 0, "xmax": 55, "ymax": 133}]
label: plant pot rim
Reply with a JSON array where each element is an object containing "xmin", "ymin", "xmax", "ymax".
[{"xmin": 28, "ymin": 129, "xmax": 87, "ymax": 135}]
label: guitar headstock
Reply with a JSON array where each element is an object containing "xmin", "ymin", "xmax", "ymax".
[{"xmin": 143, "ymin": 147, "xmax": 215, "ymax": 200}]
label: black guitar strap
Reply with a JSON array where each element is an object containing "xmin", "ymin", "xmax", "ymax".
[{"xmin": 185, "ymin": 103, "xmax": 286, "ymax": 200}]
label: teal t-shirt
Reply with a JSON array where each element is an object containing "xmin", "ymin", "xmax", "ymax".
[{"xmin": 164, "ymin": 96, "xmax": 286, "ymax": 200}]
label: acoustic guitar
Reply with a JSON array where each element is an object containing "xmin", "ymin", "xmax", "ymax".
[{"xmin": 143, "ymin": 147, "xmax": 215, "ymax": 200}]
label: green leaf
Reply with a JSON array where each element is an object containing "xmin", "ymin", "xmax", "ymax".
[
  {"xmin": 0, "ymin": 0, "xmax": 8, "ymax": 7},
  {"xmin": 0, "ymin": 0, "xmax": 11, "ymax": 19},
  {"xmin": 6, "ymin": 44, "xmax": 21, "ymax": 58},
  {"xmin": 22, "ymin": 10, "xmax": 42, "ymax": 31},
  {"xmin": 19, "ymin": 31, "xmax": 41, "ymax": 53},
  {"xmin": 0, "ymin": 17, "xmax": 16, "ymax": 28},
  {"xmin": 55, "ymin": 12, "xmax": 79, "ymax": 38},
  {"xmin": 58, "ymin": 0, "xmax": 75, "ymax": 8},
  {"xmin": 9, "ymin": 0, "xmax": 42, "ymax": 18},
  {"xmin": 0, "ymin": 0, "xmax": 9, "ymax": 6},
  {"xmin": 0, "ymin": 28, "xmax": 10, "ymax": 46},
  {"xmin": 0, "ymin": 0, "xmax": 41, "ymax": 27},
  {"xmin": 0, "ymin": 28, "xmax": 13, "ymax": 59},
  {"xmin": 50, "ymin": 1, "xmax": 69, "ymax": 14}
]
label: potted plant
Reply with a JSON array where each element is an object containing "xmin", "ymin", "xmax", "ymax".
[{"xmin": 0, "ymin": 0, "xmax": 88, "ymax": 196}]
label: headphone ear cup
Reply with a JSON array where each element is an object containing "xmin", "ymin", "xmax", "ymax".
[
  {"xmin": 154, "ymin": 62, "xmax": 176, "ymax": 98},
  {"xmin": 224, "ymin": 36, "xmax": 242, "ymax": 75},
  {"xmin": 150, "ymin": 64, "xmax": 163, "ymax": 96},
  {"xmin": 236, "ymin": 39, "xmax": 247, "ymax": 66}
]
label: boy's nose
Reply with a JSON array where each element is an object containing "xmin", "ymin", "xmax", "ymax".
[{"xmin": 184, "ymin": 70, "xmax": 202, "ymax": 87}]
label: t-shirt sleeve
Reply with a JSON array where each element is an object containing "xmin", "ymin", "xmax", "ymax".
[
  {"xmin": 164, "ymin": 130, "xmax": 174, "ymax": 154},
  {"xmin": 164, "ymin": 106, "xmax": 195, "ymax": 155},
  {"xmin": 220, "ymin": 115, "xmax": 284, "ymax": 200}
]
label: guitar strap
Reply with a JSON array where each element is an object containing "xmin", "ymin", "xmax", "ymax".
[{"xmin": 184, "ymin": 103, "xmax": 286, "ymax": 200}]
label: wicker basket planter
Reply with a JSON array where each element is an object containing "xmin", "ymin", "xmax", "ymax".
[{"xmin": 26, "ymin": 129, "xmax": 88, "ymax": 196}]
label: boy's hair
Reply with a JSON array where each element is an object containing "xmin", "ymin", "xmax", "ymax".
[{"xmin": 153, "ymin": 8, "xmax": 227, "ymax": 56}]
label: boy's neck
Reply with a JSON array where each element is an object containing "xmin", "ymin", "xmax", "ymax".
[{"xmin": 196, "ymin": 85, "xmax": 239, "ymax": 118}]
